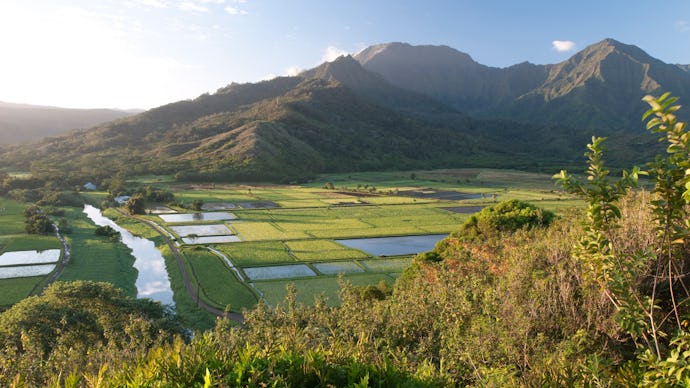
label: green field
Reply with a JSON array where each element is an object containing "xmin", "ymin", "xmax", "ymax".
[
  {"xmin": 182, "ymin": 247, "xmax": 258, "ymax": 311},
  {"xmin": 0, "ymin": 197, "xmax": 63, "ymax": 306},
  {"xmin": 57, "ymin": 207, "xmax": 138, "ymax": 296},
  {"xmin": 0, "ymin": 168, "xmax": 583, "ymax": 327},
  {"xmin": 144, "ymin": 169, "xmax": 581, "ymax": 313},
  {"xmin": 254, "ymin": 273, "xmax": 396, "ymax": 306}
]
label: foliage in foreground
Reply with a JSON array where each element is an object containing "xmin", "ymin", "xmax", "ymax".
[{"xmin": 0, "ymin": 281, "xmax": 184, "ymax": 386}]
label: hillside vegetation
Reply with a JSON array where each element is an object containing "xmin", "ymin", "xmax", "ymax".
[{"xmin": 2, "ymin": 94, "xmax": 690, "ymax": 386}]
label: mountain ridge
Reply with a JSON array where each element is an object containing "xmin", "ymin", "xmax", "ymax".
[
  {"xmin": 355, "ymin": 38, "xmax": 690, "ymax": 130},
  {"xmin": 0, "ymin": 102, "xmax": 141, "ymax": 144},
  {"xmin": 0, "ymin": 38, "xmax": 677, "ymax": 182}
]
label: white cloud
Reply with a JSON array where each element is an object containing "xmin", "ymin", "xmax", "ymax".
[
  {"xmin": 322, "ymin": 46, "xmax": 349, "ymax": 62},
  {"xmin": 285, "ymin": 66, "xmax": 303, "ymax": 76},
  {"xmin": 552, "ymin": 40, "xmax": 576, "ymax": 52},
  {"xmin": 676, "ymin": 20, "xmax": 690, "ymax": 32},
  {"xmin": 131, "ymin": 0, "xmax": 168, "ymax": 8},
  {"xmin": 224, "ymin": 6, "xmax": 248, "ymax": 15},
  {"xmin": 178, "ymin": 1, "xmax": 209, "ymax": 13}
]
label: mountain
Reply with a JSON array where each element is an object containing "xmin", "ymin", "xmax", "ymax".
[
  {"xmin": 355, "ymin": 42, "xmax": 549, "ymax": 113},
  {"xmin": 355, "ymin": 39, "xmax": 690, "ymax": 131},
  {"xmin": 678, "ymin": 64, "xmax": 690, "ymax": 72},
  {"xmin": 0, "ymin": 102, "xmax": 140, "ymax": 144},
  {"xmin": 0, "ymin": 58, "xmax": 604, "ymax": 183},
  {"xmin": 1, "ymin": 39, "xmax": 672, "ymax": 182},
  {"xmin": 506, "ymin": 39, "xmax": 690, "ymax": 129}
]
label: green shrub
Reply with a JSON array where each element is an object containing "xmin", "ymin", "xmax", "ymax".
[{"xmin": 454, "ymin": 199, "xmax": 555, "ymax": 239}]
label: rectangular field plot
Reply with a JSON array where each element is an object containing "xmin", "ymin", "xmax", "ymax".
[
  {"xmin": 337, "ymin": 234, "xmax": 447, "ymax": 256},
  {"xmin": 201, "ymin": 202, "xmax": 236, "ymax": 210},
  {"xmin": 313, "ymin": 261, "xmax": 364, "ymax": 275},
  {"xmin": 0, "ymin": 249, "xmax": 61, "ymax": 266},
  {"xmin": 159, "ymin": 212, "xmax": 237, "ymax": 223},
  {"xmin": 0, "ymin": 198, "xmax": 30, "ymax": 235},
  {"xmin": 360, "ymin": 257, "xmax": 413, "ymax": 272},
  {"xmin": 417, "ymin": 224, "xmax": 464, "ymax": 234},
  {"xmin": 285, "ymin": 240, "xmax": 370, "ymax": 261},
  {"xmin": 0, "ymin": 277, "xmax": 45, "ymax": 305},
  {"xmin": 182, "ymin": 236, "xmax": 241, "ymax": 244},
  {"xmin": 170, "ymin": 224, "xmax": 232, "ymax": 237},
  {"xmin": 216, "ymin": 241, "xmax": 294, "ymax": 266},
  {"xmin": 254, "ymin": 273, "xmax": 395, "ymax": 307},
  {"xmin": 309, "ymin": 226, "xmax": 427, "ymax": 239},
  {"xmin": 232, "ymin": 222, "xmax": 309, "ymax": 241},
  {"xmin": 244, "ymin": 264, "xmax": 316, "ymax": 281},
  {"xmin": 183, "ymin": 248, "xmax": 257, "ymax": 310},
  {"xmin": 0, "ymin": 264, "xmax": 56, "ymax": 279}
]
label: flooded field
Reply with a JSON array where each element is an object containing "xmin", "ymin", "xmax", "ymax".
[
  {"xmin": 201, "ymin": 202, "xmax": 236, "ymax": 210},
  {"xmin": 336, "ymin": 234, "xmax": 447, "ymax": 256},
  {"xmin": 0, "ymin": 264, "xmax": 56, "ymax": 279},
  {"xmin": 244, "ymin": 264, "xmax": 317, "ymax": 280},
  {"xmin": 159, "ymin": 212, "xmax": 237, "ymax": 223},
  {"xmin": 0, "ymin": 249, "xmax": 61, "ymax": 266},
  {"xmin": 442, "ymin": 206, "xmax": 484, "ymax": 214},
  {"xmin": 182, "ymin": 235, "xmax": 241, "ymax": 244},
  {"xmin": 170, "ymin": 224, "xmax": 233, "ymax": 237}
]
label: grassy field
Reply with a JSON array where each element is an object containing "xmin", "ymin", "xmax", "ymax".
[
  {"xmin": 0, "ymin": 168, "xmax": 584, "ymax": 328},
  {"xmin": 141, "ymin": 169, "xmax": 582, "ymax": 316},
  {"xmin": 0, "ymin": 197, "xmax": 63, "ymax": 306},
  {"xmin": 254, "ymin": 273, "xmax": 396, "ymax": 307},
  {"xmin": 215, "ymin": 241, "xmax": 295, "ymax": 266},
  {"xmin": 182, "ymin": 246, "xmax": 258, "ymax": 311},
  {"xmin": 58, "ymin": 207, "xmax": 138, "ymax": 296}
]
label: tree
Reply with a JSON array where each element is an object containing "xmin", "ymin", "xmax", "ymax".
[
  {"xmin": 192, "ymin": 199, "xmax": 204, "ymax": 211},
  {"xmin": 454, "ymin": 199, "xmax": 555, "ymax": 240},
  {"xmin": 25, "ymin": 214, "xmax": 53, "ymax": 234},
  {"xmin": 557, "ymin": 93, "xmax": 690, "ymax": 383},
  {"xmin": 0, "ymin": 281, "xmax": 184, "ymax": 386},
  {"xmin": 124, "ymin": 193, "xmax": 146, "ymax": 215}
]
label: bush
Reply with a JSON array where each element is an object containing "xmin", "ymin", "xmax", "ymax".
[{"xmin": 454, "ymin": 199, "xmax": 555, "ymax": 239}]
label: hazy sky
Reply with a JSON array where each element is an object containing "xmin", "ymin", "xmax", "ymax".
[{"xmin": 1, "ymin": 0, "xmax": 689, "ymax": 109}]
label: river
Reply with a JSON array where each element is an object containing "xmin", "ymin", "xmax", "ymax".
[{"xmin": 83, "ymin": 205, "xmax": 175, "ymax": 307}]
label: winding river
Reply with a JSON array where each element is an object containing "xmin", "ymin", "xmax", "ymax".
[{"xmin": 83, "ymin": 205, "xmax": 175, "ymax": 307}]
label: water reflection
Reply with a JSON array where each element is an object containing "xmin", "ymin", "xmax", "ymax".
[
  {"xmin": 336, "ymin": 234, "xmax": 447, "ymax": 256},
  {"xmin": 84, "ymin": 205, "xmax": 175, "ymax": 307}
]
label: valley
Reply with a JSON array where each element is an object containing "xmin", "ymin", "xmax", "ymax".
[{"xmin": 0, "ymin": 168, "xmax": 579, "ymax": 329}]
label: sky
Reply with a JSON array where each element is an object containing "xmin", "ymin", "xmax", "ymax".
[{"xmin": 1, "ymin": 0, "xmax": 689, "ymax": 110}]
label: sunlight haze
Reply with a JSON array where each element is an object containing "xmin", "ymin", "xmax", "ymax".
[{"xmin": 1, "ymin": 0, "xmax": 689, "ymax": 109}]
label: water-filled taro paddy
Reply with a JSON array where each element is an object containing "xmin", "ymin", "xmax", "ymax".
[{"xmin": 1, "ymin": 168, "xmax": 582, "ymax": 328}]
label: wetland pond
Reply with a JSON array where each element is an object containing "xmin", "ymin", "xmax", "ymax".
[
  {"xmin": 336, "ymin": 234, "xmax": 447, "ymax": 256},
  {"xmin": 84, "ymin": 205, "xmax": 175, "ymax": 306}
]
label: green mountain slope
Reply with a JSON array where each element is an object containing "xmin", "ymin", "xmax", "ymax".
[
  {"xmin": 356, "ymin": 39, "xmax": 690, "ymax": 131},
  {"xmin": 506, "ymin": 39, "xmax": 690, "ymax": 129}
]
